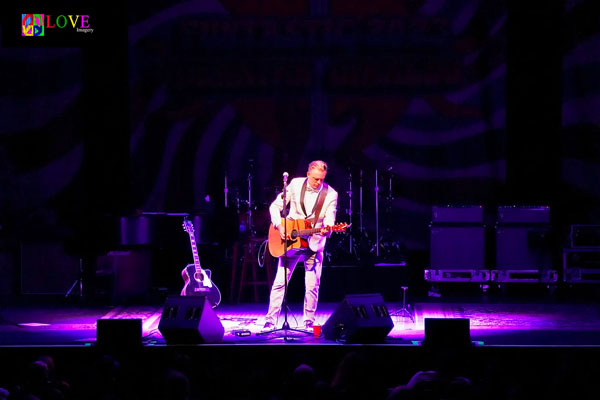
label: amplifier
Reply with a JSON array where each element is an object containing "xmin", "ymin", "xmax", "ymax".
[
  {"xmin": 432, "ymin": 205, "xmax": 483, "ymax": 223},
  {"xmin": 570, "ymin": 225, "xmax": 600, "ymax": 248},
  {"xmin": 497, "ymin": 206, "xmax": 550, "ymax": 224},
  {"xmin": 430, "ymin": 226, "xmax": 485, "ymax": 269},
  {"xmin": 496, "ymin": 226, "xmax": 552, "ymax": 270}
]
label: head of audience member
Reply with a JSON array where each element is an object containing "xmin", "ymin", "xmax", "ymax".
[{"xmin": 162, "ymin": 369, "xmax": 190, "ymax": 400}]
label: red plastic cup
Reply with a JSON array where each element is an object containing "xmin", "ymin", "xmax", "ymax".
[{"xmin": 313, "ymin": 325, "xmax": 321, "ymax": 337}]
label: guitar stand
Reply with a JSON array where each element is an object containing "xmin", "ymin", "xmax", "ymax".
[{"xmin": 257, "ymin": 175, "xmax": 311, "ymax": 341}]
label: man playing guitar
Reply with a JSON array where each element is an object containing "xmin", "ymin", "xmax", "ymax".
[{"xmin": 263, "ymin": 160, "xmax": 338, "ymax": 331}]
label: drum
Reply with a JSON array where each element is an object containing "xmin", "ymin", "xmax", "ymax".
[{"xmin": 238, "ymin": 202, "xmax": 271, "ymax": 237}]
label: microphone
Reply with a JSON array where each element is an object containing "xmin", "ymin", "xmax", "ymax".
[{"xmin": 283, "ymin": 172, "xmax": 289, "ymax": 183}]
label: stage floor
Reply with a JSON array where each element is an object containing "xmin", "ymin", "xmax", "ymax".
[{"xmin": 2, "ymin": 299, "xmax": 600, "ymax": 347}]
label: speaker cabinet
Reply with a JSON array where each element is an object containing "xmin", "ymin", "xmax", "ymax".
[
  {"xmin": 158, "ymin": 296, "xmax": 224, "ymax": 344},
  {"xmin": 96, "ymin": 318, "xmax": 142, "ymax": 350},
  {"xmin": 424, "ymin": 318, "xmax": 471, "ymax": 348},
  {"xmin": 322, "ymin": 293, "xmax": 394, "ymax": 343},
  {"xmin": 496, "ymin": 226, "xmax": 552, "ymax": 270},
  {"xmin": 430, "ymin": 227, "xmax": 485, "ymax": 269}
]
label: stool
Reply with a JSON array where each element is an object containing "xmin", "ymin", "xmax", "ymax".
[{"xmin": 230, "ymin": 237, "xmax": 274, "ymax": 303}]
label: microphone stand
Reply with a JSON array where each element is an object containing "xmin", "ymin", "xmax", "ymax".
[
  {"xmin": 347, "ymin": 170, "xmax": 353, "ymax": 255},
  {"xmin": 258, "ymin": 173, "xmax": 310, "ymax": 341}
]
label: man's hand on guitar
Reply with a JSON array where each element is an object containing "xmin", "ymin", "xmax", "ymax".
[
  {"xmin": 311, "ymin": 226, "xmax": 330, "ymax": 238},
  {"xmin": 277, "ymin": 225, "xmax": 289, "ymax": 240}
]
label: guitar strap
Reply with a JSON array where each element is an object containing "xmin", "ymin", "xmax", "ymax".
[
  {"xmin": 300, "ymin": 178, "xmax": 329, "ymax": 225},
  {"xmin": 300, "ymin": 179, "xmax": 308, "ymax": 217},
  {"xmin": 311, "ymin": 184, "xmax": 328, "ymax": 225}
]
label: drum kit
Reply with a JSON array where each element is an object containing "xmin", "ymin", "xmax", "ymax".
[
  {"xmin": 324, "ymin": 167, "xmax": 406, "ymax": 266},
  {"xmin": 224, "ymin": 162, "xmax": 273, "ymax": 240},
  {"xmin": 223, "ymin": 160, "xmax": 406, "ymax": 266}
]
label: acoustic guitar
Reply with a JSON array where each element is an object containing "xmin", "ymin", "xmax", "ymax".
[
  {"xmin": 180, "ymin": 219, "xmax": 221, "ymax": 308},
  {"xmin": 268, "ymin": 218, "xmax": 350, "ymax": 257}
]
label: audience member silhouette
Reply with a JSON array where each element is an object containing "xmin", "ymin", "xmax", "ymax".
[
  {"xmin": 36, "ymin": 356, "xmax": 70, "ymax": 399},
  {"xmin": 330, "ymin": 351, "xmax": 388, "ymax": 400},
  {"xmin": 160, "ymin": 369, "xmax": 191, "ymax": 400},
  {"xmin": 281, "ymin": 364, "xmax": 316, "ymax": 400},
  {"xmin": 3, "ymin": 345, "xmax": 600, "ymax": 400},
  {"xmin": 83, "ymin": 355, "xmax": 121, "ymax": 400},
  {"xmin": 14, "ymin": 360, "xmax": 64, "ymax": 400},
  {"xmin": 387, "ymin": 347, "xmax": 474, "ymax": 400}
]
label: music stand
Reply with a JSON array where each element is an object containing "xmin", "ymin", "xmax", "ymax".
[{"xmin": 258, "ymin": 174, "xmax": 310, "ymax": 341}]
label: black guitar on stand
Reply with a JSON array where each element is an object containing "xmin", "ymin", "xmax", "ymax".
[{"xmin": 181, "ymin": 219, "xmax": 221, "ymax": 308}]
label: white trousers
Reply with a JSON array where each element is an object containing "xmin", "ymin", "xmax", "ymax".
[{"xmin": 265, "ymin": 250, "xmax": 323, "ymax": 325}]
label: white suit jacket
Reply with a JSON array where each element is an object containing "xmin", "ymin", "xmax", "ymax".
[{"xmin": 269, "ymin": 177, "xmax": 338, "ymax": 252}]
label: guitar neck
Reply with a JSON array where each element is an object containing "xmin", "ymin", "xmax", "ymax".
[
  {"xmin": 188, "ymin": 232, "xmax": 203, "ymax": 272},
  {"xmin": 296, "ymin": 227, "xmax": 325, "ymax": 236}
]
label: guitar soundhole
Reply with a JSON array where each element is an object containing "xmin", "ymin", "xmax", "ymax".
[{"xmin": 194, "ymin": 273, "xmax": 204, "ymax": 281}]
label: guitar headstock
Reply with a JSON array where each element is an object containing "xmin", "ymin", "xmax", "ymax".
[
  {"xmin": 330, "ymin": 222, "xmax": 351, "ymax": 232},
  {"xmin": 182, "ymin": 219, "xmax": 195, "ymax": 234}
]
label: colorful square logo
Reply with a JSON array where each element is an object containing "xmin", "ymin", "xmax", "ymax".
[{"xmin": 22, "ymin": 14, "xmax": 44, "ymax": 36}]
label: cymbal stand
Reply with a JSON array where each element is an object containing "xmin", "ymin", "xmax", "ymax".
[
  {"xmin": 387, "ymin": 167, "xmax": 393, "ymax": 206},
  {"xmin": 224, "ymin": 175, "xmax": 229, "ymax": 258},
  {"xmin": 224, "ymin": 175, "xmax": 228, "ymax": 208},
  {"xmin": 375, "ymin": 169, "xmax": 380, "ymax": 257},
  {"xmin": 247, "ymin": 161, "xmax": 253, "ymax": 236},
  {"xmin": 359, "ymin": 169, "xmax": 364, "ymax": 234},
  {"xmin": 384, "ymin": 167, "xmax": 394, "ymax": 237}
]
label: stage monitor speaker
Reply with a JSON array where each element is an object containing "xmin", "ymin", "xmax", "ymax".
[
  {"xmin": 96, "ymin": 318, "xmax": 142, "ymax": 350},
  {"xmin": 158, "ymin": 296, "xmax": 224, "ymax": 344},
  {"xmin": 424, "ymin": 318, "xmax": 471, "ymax": 348},
  {"xmin": 322, "ymin": 293, "xmax": 394, "ymax": 343}
]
